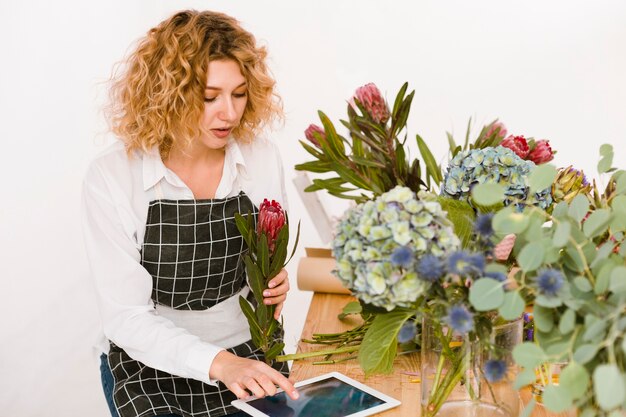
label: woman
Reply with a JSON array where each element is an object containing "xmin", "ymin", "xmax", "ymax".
[{"xmin": 82, "ymin": 10, "xmax": 298, "ymax": 417}]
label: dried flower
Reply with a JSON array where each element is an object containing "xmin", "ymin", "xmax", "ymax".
[
  {"xmin": 500, "ymin": 135, "xmax": 530, "ymax": 159},
  {"xmin": 354, "ymin": 83, "xmax": 390, "ymax": 124},
  {"xmin": 258, "ymin": 199, "xmax": 286, "ymax": 253},
  {"xmin": 552, "ymin": 166, "xmax": 592, "ymax": 205},
  {"xmin": 528, "ymin": 140, "xmax": 554, "ymax": 164},
  {"xmin": 304, "ymin": 124, "xmax": 325, "ymax": 148},
  {"xmin": 446, "ymin": 304, "xmax": 474, "ymax": 335}
]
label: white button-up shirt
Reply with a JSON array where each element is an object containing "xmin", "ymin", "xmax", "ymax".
[{"xmin": 81, "ymin": 136, "xmax": 288, "ymax": 386}]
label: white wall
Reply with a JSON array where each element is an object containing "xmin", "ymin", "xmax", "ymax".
[{"xmin": 1, "ymin": 1, "xmax": 624, "ymax": 415}]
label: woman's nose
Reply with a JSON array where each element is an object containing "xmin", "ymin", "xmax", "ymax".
[{"xmin": 218, "ymin": 98, "xmax": 237, "ymax": 121}]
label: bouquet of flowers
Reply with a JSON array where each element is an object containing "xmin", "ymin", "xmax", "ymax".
[{"xmin": 235, "ymin": 199, "xmax": 300, "ymax": 363}]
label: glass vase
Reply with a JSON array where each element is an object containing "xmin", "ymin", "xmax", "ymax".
[{"xmin": 421, "ymin": 316, "xmax": 523, "ymax": 417}]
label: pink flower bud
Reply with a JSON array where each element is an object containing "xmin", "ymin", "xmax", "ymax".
[
  {"xmin": 494, "ymin": 234, "xmax": 516, "ymax": 261},
  {"xmin": 500, "ymin": 135, "xmax": 530, "ymax": 159},
  {"xmin": 304, "ymin": 124, "xmax": 325, "ymax": 148},
  {"xmin": 354, "ymin": 83, "xmax": 390, "ymax": 124},
  {"xmin": 486, "ymin": 121, "xmax": 508, "ymax": 140},
  {"xmin": 258, "ymin": 199, "xmax": 286, "ymax": 253},
  {"xmin": 528, "ymin": 140, "xmax": 554, "ymax": 164}
]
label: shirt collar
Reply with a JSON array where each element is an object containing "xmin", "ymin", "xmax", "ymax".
[{"xmin": 141, "ymin": 138, "xmax": 248, "ymax": 192}]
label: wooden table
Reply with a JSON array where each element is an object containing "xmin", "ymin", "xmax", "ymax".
[{"xmin": 290, "ymin": 293, "xmax": 571, "ymax": 417}]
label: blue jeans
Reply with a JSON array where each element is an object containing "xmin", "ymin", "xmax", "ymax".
[{"xmin": 99, "ymin": 353, "xmax": 248, "ymax": 417}]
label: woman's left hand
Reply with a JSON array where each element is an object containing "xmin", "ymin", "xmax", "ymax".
[{"xmin": 263, "ymin": 268, "xmax": 289, "ymax": 319}]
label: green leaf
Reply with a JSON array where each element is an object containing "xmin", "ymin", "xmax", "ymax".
[
  {"xmin": 239, "ymin": 296, "xmax": 262, "ymax": 347},
  {"xmin": 598, "ymin": 149, "xmax": 614, "ymax": 174},
  {"xmin": 542, "ymin": 384, "xmax": 573, "ymax": 413},
  {"xmin": 513, "ymin": 342, "xmax": 547, "ymax": 368},
  {"xmin": 338, "ymin": 301, "xmax": 362, "ymax": 320},
  {"xmin": 518, "ymin": 241, "xmax": 545, "ymax": 272},
  {"xmin": 437, "ymin": 197, "xmax": 475, "ymax": 247},
  {"xmin": 535, "ymin": 295, "xmax": 563, "ymax": 308},
  {"xmin": 579, "ymin": 407, "xmax": 597, "ymax": 417},
  {"xmin": 552, "ymin": 221, "xmax": 571, "ymax": 248},
  {"xmin": 265, "ymin": 341, "xmax": 285, "ymax": 362},
  {"xmin": 499, "ymin": 291, "xmax": 525, "ymax": 320},
  {"xmin": 593, "ymin": 364, "xmax": 626, "ymax": 410},
  {"xmin": 596, "ymin": 263, "xmax": 615, "ymax": 295},
  {"xmin": 558, "ymin": 309, "xmax": 576, "ymax": 334},
  {"xmin": 529, "ymin": 164, "xmax": 558, "ymax": 195},
  {"xmin": 514, "ymin": 368, "xmax": 537, "ymax": 390},
  {"xmin": 469, "ymin": 278, "xmax": 505, "ymax": 311},
  {"xmin": 471, "ymin": 182, "xmax": 506, "ymax": 206},
  {"xmin": 559, "ymin": 361, "xmax": 589, "ymax": 400},
  {"xmin": 573, "ymin": 276, "xmax": 593, "ymax": 292},
  {"xmin": 416, "ymin": 134, "xmax": 443, "ymax": 185},
  {"xmin": 622, "ymin": 337, "xmax": 626, "ymax": 355},
  {"xmin": 359, "ymin": 310, "xmax": 414, "ymax": 376},
  {"xmin": 583, "ymin": 209, "xmax": 612, "ymax": 238},
  {"xmin": 568, "ymin": 194, "xmax": 590, "ymax": 223},
  {"xmin": 533, "ymin": 305, "xmax": 554, "ymax": 333},
  {"xmin": 573, "ymin": 343, "xmax": 599, "ymax": 364},
  {"xmin": 493, "ymin": 207, "xmax": 530, "ymax": 234},
  {"xmin": 609, "ymin": 266, "xmax": 626, "ymax": 294},
  {"xmin": 258, "ymin": 234, "xmax": 270, "ymax": 278},
  {"xmin": 615, "ymin": 172, "xmax": 626, "ymax": 195}
]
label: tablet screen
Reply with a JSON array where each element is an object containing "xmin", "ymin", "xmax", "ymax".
[{"xmin": 244, "ymin": 376, "xmax": 386, "ymax": 417}]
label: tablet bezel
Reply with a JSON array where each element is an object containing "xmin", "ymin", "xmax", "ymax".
[{"xmin": 231, "ymin": 371, "xmax": 401, "ymax": 417}]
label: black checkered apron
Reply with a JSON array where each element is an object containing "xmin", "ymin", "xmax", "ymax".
[{"xmin": 108, "ymin": 191, "xmax": 289, "ymax": 417}]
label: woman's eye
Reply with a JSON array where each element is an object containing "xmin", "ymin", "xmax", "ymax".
[
  {"xmin": 204, "ymin": 97, "xmax": 217, "ymax": 103},
  {"xmin": 233, "ymin": 92, "xmax": 247, "ymax": 98}
]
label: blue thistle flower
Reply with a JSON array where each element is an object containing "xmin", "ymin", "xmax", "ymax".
[
  {"xmin": 483, "ymin": 359, "xmax": 507, "ymax": 383},
  {"xmin": 485, "ymin": 271, "xmax": 507, "ymax": 282},
  {"xmin": 390, "ymin": 246, "xmax": 414, "ymax": 268},
  {"xmin": 536, "ymin": 268, "xmax": 564, "ymax": 297},
  {"xmin": 474, "ymin": 213, "xmax": 494, "ymax": 238},
  {"xmin": 417, "ymin": 255, "xmax": 445, "ymax": 282},
  {"xmin": 397, "ymin": 321, "xmax": 417, "ymax": 343},
  {"xmin": 446, "ymin": 305, "xmax": 474, "ymax": 335},
  {"xmin": 446, "ymin": 251, "xmax": 485, "ymax": 276}
]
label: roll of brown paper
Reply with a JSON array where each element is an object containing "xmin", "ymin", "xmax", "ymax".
[{"xmin": 296, "ymin": 256, "xmax": 351, "ymax": 294}]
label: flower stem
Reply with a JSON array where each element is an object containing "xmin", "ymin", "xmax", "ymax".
[{"xmin": 275, "ymin": 345, "xmax": 360, "ymax": 362}]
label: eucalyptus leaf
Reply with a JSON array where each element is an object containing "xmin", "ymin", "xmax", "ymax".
[
  {"xmin": 552, "ymin": 201, "xmax": 569, "ymax": 219},
  {"xmin": 535, "ymin": 295, "xmax": 563, "ymax": 308},
  {"xmin": 573, "ymin": 343, "xmax": 599, "ymax": 364},
  {"xmin": 529, "ymin": 164, "xmax": 558, "ymax": 195},
  {"xmin": 493, "ymin": 207, "xmax": 530, "ymax": 234},
  {"xmin": 568, "ymin": 195, "xmax": 590, "ymax": 224},
  {"xmin": 518, "ymin": 241, "xmax": 545, "ymax": 272},
  {"xmin": 559, "ymin": 361, "xmax": 590, "ymax": 400},
  {"xmin": 593, "ymin": 364, "xmax": 626, "ymax": 410},
  {"xmin": 533, "ymin": 305, "xmax": 554, "ymax": 333},
  {"xmin": 583, "ymin": 320, "xmax": 607, "ymax": 342},
  {"xmin": 542, "ymin": 384, "xmax": 573, "ymax": 413},
  {"xmin": 558, "ymin": 309, "xmax": 576, "ymax": 334},
  {"xmin": 519, "ymin": 398, "xmax": 536, "ymax": 417},
  {"xmin": 596, "ymin": 262, "xmax": 615, "ymax": 295},
  {"xmin": 583, "ymin": 209, "xmax": 612, "ymax": 238},
  {"xmin": 471, "ymin": 183, "xmax": 506, "ymax": 206},
  {"xmin": 499, "ymin": 291, "xmax": 525, "ymax": 320},
  {"xmin": 609, "ymin": 266, "xmax": 626, "ymax": 294},
  {"xmin": 514, "ymin": 368, "xmax": 538, "ymax": 390},
  {"xmin": 469, "ymin": 278, "xmax": 505, "ymax": 311},
  {"xmin": 552, "ymin": 221, "xmax": 571, "ymax": 248},
  {"xmin": 579, "ymin": 407, "xmax": 597, "ymax": 417},
  {"xmin": 513, "ymin": 342, "xmax": 547, "ymax": 368}
]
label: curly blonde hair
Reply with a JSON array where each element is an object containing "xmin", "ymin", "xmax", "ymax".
[{"xmin": 106, "ymin": 10, "xmax": 282, "ymax": 159}]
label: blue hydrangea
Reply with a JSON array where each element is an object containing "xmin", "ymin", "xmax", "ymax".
[
  {"xmin": 535, "ymin": 268, "xmax": 564, "ymax": 297},
  {"xmin": 332, "ymin": 186, "xmax": 461, "ymax": 311},
  {"xmin": 483, "ymin": 359, "xmax": 507, "ymax": 383},
  {"xmin": 441, "ymin": 146, "xmax": 552, "ymax": 210},
  {"xmin": 446, "ymin": 304, "xmax": 474, "ymax": 335},
  {"xmin": 417, "ymin": 254, "xmax": 445, "ymax": 282}
]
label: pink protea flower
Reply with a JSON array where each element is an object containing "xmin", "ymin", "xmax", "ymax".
[
  {"xmin": 500, "ymin": 135, "xmax": 530, "ymax": 159},
  {"xmin": 528, "ymin": 140, "xmax": 554, "ymax": 164},
  {"xmin": 304, "ymin": 124, "xmax": 325, "ymax": 148},
  {"xmin": 486, "ymin": 121, "xmax": 508, "ymax": 141},
  {"xmin": 354, "ymin": 83, "xmax": 390, "ymax": 124},
  {"xmin": 257, "ymin": 199, "xmax": 286, "ymax": 253}
]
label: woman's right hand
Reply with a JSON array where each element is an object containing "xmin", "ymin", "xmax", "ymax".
[{"xmin": 209, "ymin": 351, "xmax": 299, "ymax": 400}]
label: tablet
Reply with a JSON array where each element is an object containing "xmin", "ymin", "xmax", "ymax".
[{"xmin": 231, "ymin": 371, "xmax": 401, "ymax": 417}]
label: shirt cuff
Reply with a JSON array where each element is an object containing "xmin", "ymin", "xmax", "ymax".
[{"xmin": 184, "ymin": 343, "xmax": 225, "ymax": 387}]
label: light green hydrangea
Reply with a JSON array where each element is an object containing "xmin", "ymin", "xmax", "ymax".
[{"xmin": 332, "ymin": 186, "xmax": 461, "ymax": 311}]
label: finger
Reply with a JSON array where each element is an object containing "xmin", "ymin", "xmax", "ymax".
[
  {"xmin": 274, "ymin": 302, "xmax": 283, "ymax": 319},
  {"xmin": 264, "ymin": 280, "xmax": 289, "ymax": 299},
  {"xmin": 256, "ymin": 374, "xmax": 278, "ymax": 397},
  {"xmin": 267, "ymin": 269, "xmax": 288, "ymax": 289},
  {"xmin": 269, "ymin": 370, "xmax": 299, "ymax": 401},
  {"xmin": 229, "ymin": 382, "xmax": 250, "ymax": 400},
  {"xmin": 243, "ymin": 378, "xmax": 266, "ymax": 399},
  {"xmin": 264, "ymin": 294, "xmax": 286, "ymax": 306}
]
